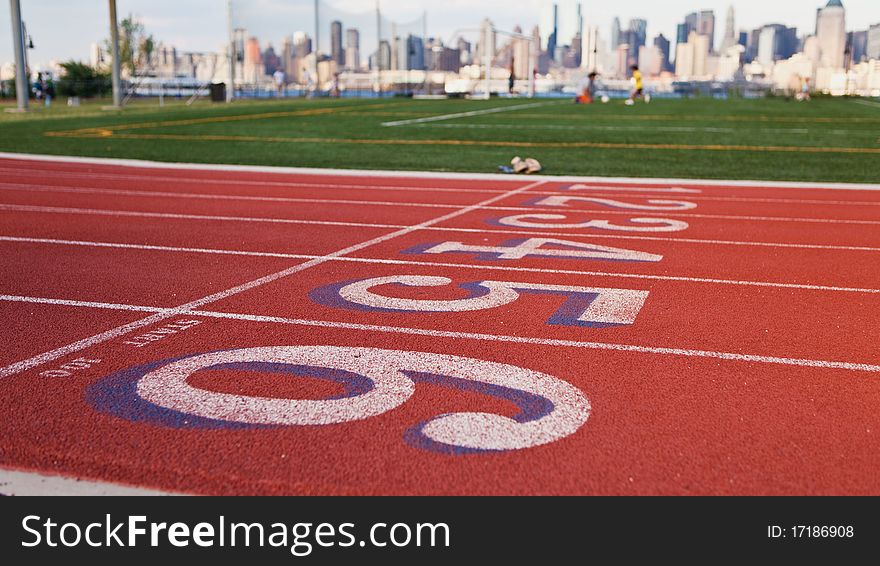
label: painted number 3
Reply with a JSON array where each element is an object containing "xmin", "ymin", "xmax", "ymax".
[{"xmin": 89, "ymin": 346, "xmax": 591, "ymax": 454}]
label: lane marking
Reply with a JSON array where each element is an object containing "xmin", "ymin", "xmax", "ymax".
[
  {"xmin": 47, "ymin": 131, "xmax": 880, "ymax": 155},
  {"xmin": 3, "ymin": 294, "xmax": 878, "ymax": 373},
  {"xmin": 410, "ymin": 122, "xmax": 880, "ymax": 136},
  {"xmin": 0, "ymin": 203, "xmax": 405, "ymax": 230},
  {"xmin": 2, "ymin": 238, "xmax": 879, "ymax": 294},
  {"xmin": 529, "ymin": 189, "xmax": 880, "ymax": 207},
  {"xmin": 3, "ymin": 200, "xmax": 880, "ymax": 232},
  {"xmin": 0, "ymin": 467, "xmax": 182, "ymax": 496},
  {"xmin": 0, "ymin": 168, "xmax": 512, "ymax": 195},
  {"xmin": 0, "ymin": 294, "xmax": 169, "ymax": 313},
  {"xmin": 3, "ymin": 208, "xmax": 879, "ymax": 252},
  {"xmin": 3, "ymin": 152, "xmax": 879, "ymax": 191},
  {"xmin": 6, "ymin": 170, "xmax": 880, "ymax": 205},
  {"xmin": 6, "ymin": 183, "xmax": 880, "ymax": 222},
  {"xmin": 380, "ymin": 101, "xmax": 559, "ymax": 127},
  {"xmin": 0, "ymin": 179, "xmax": 547, "ymax": 379}
]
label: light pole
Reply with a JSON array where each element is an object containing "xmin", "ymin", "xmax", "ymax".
[
  {"xmin": 108, "ymin": 0, "xmax": 122, "ymax": 108},
  {"xmin": 7, "ymin": 0, "xmax": 28, "ymax": 112},
  {"xmin": 226, "ymin": 0, "xmax": 234, "ymax": 102}
]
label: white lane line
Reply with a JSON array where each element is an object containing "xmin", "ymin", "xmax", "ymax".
[
  {"xmin": 381, "ymin": 101, "xmax": 559, "ymax": 127},
  {"xmin": 420, "ymin": 225, "xmax": 880, "ymax": 252},
  {"xmin": 3, "ymin": 152, "xmax": 879, "ymax": 191},
  {"xmin": 0, "ymin": 204, "xmax": 406, "ymax": 230},
  {"xmin": 528, "ymin": 189, "xmax": 880, "ymax": 207},
  {"xmin": 3, "ymin": 236, "xmax": 879, "ymax": 294},
  {"xmin": 0, "ymin": 179, "xmax": 547, "ymax": 379},
  {"xmin": 190, "ymin": 311, "xmax": 880, "ymax": 373},
  {"xmin": 0, "ymin": 294, "xmax": 170, "ymax": 313},
  {"xmin": 2, "ymin": 294, "xmax": 877, "ymax": 373},
  {"xmin": 411, "ymin": 122, "xmax": 880, "ymax": 136},
  {"xmin": 8, "ymin": 181, "xmax": 880, "ymax": 215},
  {"xmin": 0, "ymin": 468, "xmax": 183, "ymax": 496},
  {"xmin": 2, "ymin": 206, "xmax": 878, "ymax": 252},
  {"xmin": 0, "ymin": 182, "xmax": 464, "ymax": 209},
  {"xmin": 0, "ymin": 236, "xmax": 316, "ymax": 260},
  {"xmin": 0, "ymin": 168, "xmax": 511, "ymax": 195}
]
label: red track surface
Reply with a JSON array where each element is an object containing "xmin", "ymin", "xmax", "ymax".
[{"xmin": 1, "ymin": 155, "xmax": 878, "ymax": 495}]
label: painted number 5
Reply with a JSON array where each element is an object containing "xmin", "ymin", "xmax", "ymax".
[{"xmin": 311, "ymin": 275, "xmax": 649, "ymax": 327}]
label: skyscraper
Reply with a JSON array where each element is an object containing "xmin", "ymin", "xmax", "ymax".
[
  {"xmin": 848, "ymin": 31, "xmax": 867, "ymax": 63},
  {"xmin": 330, "ymin": 20, "xmax": 343, "ymax": 66},
  {"xmin": 756, "ymin": 24, "xmax": 798, "ymax": 66},
  {"xmin": 868, "ymin": 24, "xmax": 880, "ymax": 61},
  {"xmin": 629, "ymin": 19, "xmax": 647, "ymax": 51},
  {"xmin": 345, "ymin": 28, "xmax": 359, "ymax": 70},
  {"xmin": 720, "ymin": 6, "xmax": 737, "ymax": 52},
  {"xmin": 816, "ymin": 0, "xmax": 846, "ymax": 69},
  {"xmin": 612, "ymin": 17, "xmax": 621, "ymax": 49},
  {"xmin": 654, "ymin": 34, "xmax": 671, "ymax": 72},
  {"xmin": 680, "ymin": 10, "xmax": 716, "ymax": 52}
]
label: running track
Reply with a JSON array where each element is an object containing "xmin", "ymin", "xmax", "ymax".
[{"xmin": 0, "ymin": 153, "xmax": 878, "ymax": 496}]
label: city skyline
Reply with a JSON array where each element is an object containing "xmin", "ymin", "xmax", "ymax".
[{"xmin": 2, "ymin": 0, "xmax": 878, "ymax": 69}]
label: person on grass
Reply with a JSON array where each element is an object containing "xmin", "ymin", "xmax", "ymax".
[
  {"xmin": 625, "ymin": 65, "xmax": 650, "ymax": 106},
  {"xmin": 575, "ymin": 72, "xmax": 599, "ymax": 104}
]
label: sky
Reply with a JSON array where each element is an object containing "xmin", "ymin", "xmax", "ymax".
[{"xmin": 1, "ymin": 0, "xmax": 878, "ymax": 69}]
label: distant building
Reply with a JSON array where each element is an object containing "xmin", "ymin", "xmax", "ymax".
[
  {"xmin": 638, "ymin": 45, "xmax": 663, "ymax": 76},
  {"xmin": 611, "ymin": 17, "xmax": 621, "ymax": 49},
  {"xmin": 848, "ymin": 31, "xmax": 867, "ymax": 64},
  {"xmin": 675, "ymin": 31, "xmax": 710, "ymax": 78},
  {"xmin": 816, "ymin": 0, "xmax": 846, "ymax": 69},
  {"xmin": 293, "ymin": 32, "xmax": 312, "ymax": 60},
  {"xmin": 369, "ymin": 40, "xmax": 391, "ymax": 71},
  {"xmin": 681, "ymin": 10, "xmax": 716, "ymax": 52},
  {"xmin": 396, "ymin": 34, "xmax": 425, "ymax": 71},
  {"xmin": 868, "ymin": 24, "xmax": 880, "ymax": 61},
  {"xmin": 345, "ymin": 28, "xmax": 360, "ymax": 71},
  {"xmin": 628, "ymin": 19, "xmax": 647, "ymax": 51},
  {"xmin": 330, "ymin": 21, "xmax": 343, "ymax": 67},
  {"xmin": 654, "ymin": 33, "xmax": 671, "ymax": 72},
  {"xmin": 756, "ymin": 24, "xmax": 798, "ymax": 66},
  {"xmin": 720, "ymin": 6, "xmax": 737, "ymax": 53}
]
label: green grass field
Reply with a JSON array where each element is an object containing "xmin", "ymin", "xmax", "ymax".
[{"xmin": 1, "ymin": 95, "xmax": 878, "ymax": 182}]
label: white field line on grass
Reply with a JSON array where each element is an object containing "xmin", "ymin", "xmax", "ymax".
[
  {"xmin": 3, "ymin": 152, "xmax": 879, "ymax": 191},
  {"xmin": 380, "ymin": 101, "xmax": 560, "ymax": 127},
  {"xmin": 7, "ymin": 180, "xmax": 880, "ymax": 210},
  {"xmin": 2, "ymin": 293, "xmax": 879, "ymax": 374},
  {"xmin": 0, "ymin": 180, "xmax": 548, "ymax": 379},
  {"xmin": 2, "ymin": 205, "xmax": 879, "ymax": 252},
  {"xmin": 3, "ymin": 236, "xmax": 880, "ymax": 294},
  {"xmin": 410, "ymin": 123, "xmax": 879, "ymax": 136},
  {"xmin": 3, "ymin": 200, "xmax": 880, "ymax": 228}
]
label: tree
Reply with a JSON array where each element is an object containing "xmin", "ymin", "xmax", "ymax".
[
  {"xmin": 56, "ymin": 61, "xmax": 111, "ymax": 97},
  {"xmin": 106, "ymin": 15, "xmax": 155, "ymax": 76}
]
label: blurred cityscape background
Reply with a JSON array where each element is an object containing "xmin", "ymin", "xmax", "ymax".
[{"xmin": 2, "ymin": 0, "xmax": 879, "ymax": 101}]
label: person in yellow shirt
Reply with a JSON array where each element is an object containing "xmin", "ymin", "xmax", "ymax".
[{"xmin": 626, "ymin": 65, "xmax": 650, "ymax": 106}]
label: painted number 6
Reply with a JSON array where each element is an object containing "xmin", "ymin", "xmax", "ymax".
[{"xmin": 96, "ymin": 346, "xmax": 591, "ymax": 453}]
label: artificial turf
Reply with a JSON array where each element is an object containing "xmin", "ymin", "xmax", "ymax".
[{"xmin": 0, "ymin": 95, "xmax": 878, "ymax": 183}]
